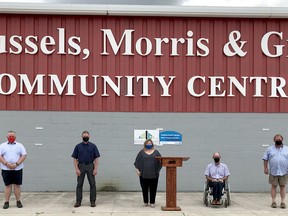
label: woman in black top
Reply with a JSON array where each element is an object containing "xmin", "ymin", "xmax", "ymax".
[{"xmin": 134, "ymin": 139, "xmax": 162, "ymax": 208}]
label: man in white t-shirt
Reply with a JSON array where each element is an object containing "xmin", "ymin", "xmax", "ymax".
[{"xmin": 0, "ymin": 131, "xmax": 27, "ymax": 209}]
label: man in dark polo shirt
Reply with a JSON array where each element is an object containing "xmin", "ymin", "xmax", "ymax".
[{"xmin": 71, "ymin": 131, "xmax": 100, "ymax": 208}]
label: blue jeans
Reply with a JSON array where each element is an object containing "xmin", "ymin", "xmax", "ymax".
[{"xmin": 209, "ymin": 181, "xmax": 224, "ymax": 201}]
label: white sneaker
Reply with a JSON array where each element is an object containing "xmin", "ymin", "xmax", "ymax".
[
  {"xmin": 143, "ymin": 203, "xmax": 148, "ymax": 207},
  {"xmin": 150, "ymin": 204, "xmax": 155, "ymax": 208}
]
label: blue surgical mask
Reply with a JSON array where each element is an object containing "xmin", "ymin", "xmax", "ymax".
[{"xmin": 146, "ymin": 144, "xmax": 153, "ymax": 149}]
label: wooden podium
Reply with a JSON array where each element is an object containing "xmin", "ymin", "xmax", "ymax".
[{"xmin": 156, "ymin": 156, "xmax": 190, "ymax": 211}]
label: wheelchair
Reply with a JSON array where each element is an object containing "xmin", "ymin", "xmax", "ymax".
[{"xmin": 203, "ymin": 180, "xmax": 231, "ymax": 207}]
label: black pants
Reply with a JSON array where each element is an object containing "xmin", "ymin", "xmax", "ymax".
[
  {"xmin": 76, "ymin": 163, "xmax": 96, "ymax": 204},
  {"xmin": 209, "ymin": 181, "xmax": 224, "ymax": 201},
  {"xmin": 139, "ymin": 176, "xmax": 159, "ymax": 204}
]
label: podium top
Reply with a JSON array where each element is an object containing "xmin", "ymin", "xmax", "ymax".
[
  {"xmin": 156, "ymin": 156, "xmax": 190, "ymax": 161},
  {"xmin": 156, "ymin": 156, "xmax": 190, "ymax": 167}
]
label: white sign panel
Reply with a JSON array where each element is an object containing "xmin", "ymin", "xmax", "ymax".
[{"xmin": 134, "ymin": 129, "xmax": 160, "ymax": 145}]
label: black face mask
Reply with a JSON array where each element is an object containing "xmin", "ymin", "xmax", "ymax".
[
  {"xmin": 83, "ymin": 137, "xmax": 89, "ymax": 142},
  {"xmin": 214, "ymin": 158, "xmax": 220, "ymax": 163},
  {"xmin": 275, "ymin": 140, "xmax": 283, "ymax": 145}
]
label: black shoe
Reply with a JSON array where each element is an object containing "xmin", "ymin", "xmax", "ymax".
[
  {"xmin": 74, "ymin": 203, "xmax": 81, "ymax": 208},
  {"xmin": 91, "ymin": 201, "xmax": 96, "ymax": 207},
  {"xmin": 17, "ymin": 201, "xmax": 23, "ymax": 208},
  {"xmin": 3, "ymin": 202, "xmax": 9, "ymax": 209}
]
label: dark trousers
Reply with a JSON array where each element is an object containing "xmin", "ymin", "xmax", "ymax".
[
  {"xmin": 209, "ymin": 181, "xmax": 224, "ymax": 201},
  {"xmin": 76, "ymin": 163, "xmax": 96, "ymax": 203},
  {"xmin": 139, "ymin": 176, "xmax": 159, "ymax": 204}
]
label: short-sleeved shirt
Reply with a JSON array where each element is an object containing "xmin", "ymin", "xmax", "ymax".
[
  {"xmin": 71, "ymin": 142, "xmax": 100, "ymax": 163},
  {"xmin": 263, "ymin": 144, "xmax": 288, "ymax": 176},
  {"xmin": 0, "ymin": 141, "xmax": 27, "ymax": 171},
  {"xmin": 204, "ymin": 162, "xmax": 230, "ymax": 179}
]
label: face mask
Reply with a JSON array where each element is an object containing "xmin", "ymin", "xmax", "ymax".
[
  {"xmin": 214, "ymin": 158, "xmax": 220, "ymax": 163},
  {"xmin": 82, "ymin": 137, "xmax": 89, "ymax": 142},
  {"xmin": 8, "ymin": 136, "xmax": 16, "ymax": 143},
  {"xmin": 275, "ymin": 140, "xmax": 283, "ymax": 145},
  {"xmin": 146, "ymin": 144, "xmax": 153, "ymax": 149}
]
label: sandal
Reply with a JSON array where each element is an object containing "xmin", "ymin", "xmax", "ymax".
[
  {"xmin": 271, "ymin": 202, "xmax": 277, "ymax": 208},
  {"xmin": 280, "ymin": 203, "xmax": 286, "ymax": 209}
]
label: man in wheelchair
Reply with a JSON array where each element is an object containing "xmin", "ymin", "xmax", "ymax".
[{"xmin": 204, "ymin": 152, "xmax": 230, "ymax": 205}]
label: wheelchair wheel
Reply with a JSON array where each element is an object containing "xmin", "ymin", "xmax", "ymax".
[
  {"xmin": 225, "ymin": 181, "xmax": 231, "ymax": 206},
  {"xmin": 203, "ymin": 190, "xmax": 209, "ymax": 206},
  {"xmin": 203, "ymin": 182, "xmax": 209, "ymax": 206},
  {"xmin": 227, "ymin": 190, "xmax": 231, "ymax": 206},
  {"xmin": 224, "ymin": 199, "xmax": 228, "ymax": 208}
]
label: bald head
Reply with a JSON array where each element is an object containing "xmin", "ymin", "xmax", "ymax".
[{"xmin": 213, "ymin": 152, "xmax": 221, "ymax": 158}]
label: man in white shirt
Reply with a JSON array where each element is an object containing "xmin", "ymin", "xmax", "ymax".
[
  {"xmin": 263, "ymin": 134, "xmax": 288, "ymax": 209},
  {"xmin": 0, "ymin": 131, "xmax": 27, "ymax": 209},
  {"xmin": 204, "ymin": 152, "xmax": 230, "ymax": 205}
]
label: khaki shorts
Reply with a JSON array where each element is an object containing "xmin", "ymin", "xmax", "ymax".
[{"xmin": 269, "ymin": 174, "xmax": 288, "ymax": 186}]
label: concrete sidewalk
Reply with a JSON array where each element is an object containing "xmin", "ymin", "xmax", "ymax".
[{"xmin": 0, "ymin": 192, "xmax": 286, "ymax": 216}]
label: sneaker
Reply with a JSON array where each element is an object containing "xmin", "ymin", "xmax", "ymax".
[
  {"xmin": 16, "ymin": 201, "xmax": 23, "ymax": 208},
  {"xmin": 280, "ymin": 203, "xmax": 286, "ymax": 209},
  {"xmin": 3, "ymin": 202, "xmax": 9, "ymax": 209},
  {"xmin": 91, "ymin": 202, "xmax": 96, "ymax": 207},
  {"xmin": 150, "ymin": 203, "xmax": 155, "ymax": 208},
  {"xmin": 271, "ymin": 202, "xmax": 277, "ymax": 208},
  {"xmin": 74, "ymin": 203, "xmax": 81, "ymax": 208},
  {"xmin": 143, "ymin": 203, "xmax": 148, "ymax": 207}
]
